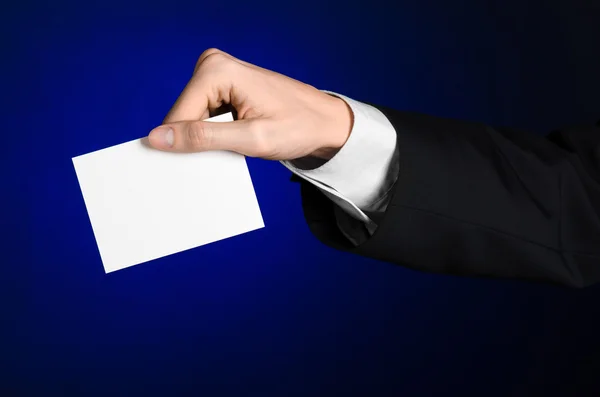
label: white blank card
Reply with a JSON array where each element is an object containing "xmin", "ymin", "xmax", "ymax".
[{"xmin": 72, "ymin": 112, "xmax": 264, "ymax": 273}]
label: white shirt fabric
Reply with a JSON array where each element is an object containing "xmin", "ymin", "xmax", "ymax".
[{"xmin": 280, "ymin": 91, "xmax": 400, "ymax": 244}]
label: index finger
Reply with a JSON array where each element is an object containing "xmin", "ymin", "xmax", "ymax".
[
  {"xmin": 163, "ymin": 51, "xmax": 238, "ymax": 124},
  {"xmin": 162, "ymin": 73, "xmax": 211, "ymax": 124}
]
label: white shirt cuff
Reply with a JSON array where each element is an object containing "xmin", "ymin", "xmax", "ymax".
[
  {"xmin": 282, "ymin": 91, "xmax": 396, "ymax": 207},
  {"xmin": 281, "ymin": 91, "xmax": 398, "ymax": 224}
]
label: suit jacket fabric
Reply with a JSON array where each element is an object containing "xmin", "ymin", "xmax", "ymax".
[{"xmin": 293, "ymin": 105, "xmax": 600, "ymax": 288}]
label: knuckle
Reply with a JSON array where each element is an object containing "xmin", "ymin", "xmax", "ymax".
[
  {"xmin": 194, "ymin": 52, "xmax": 243, "ymax": 80},
  {"xmin": 195, "ymin": 48, "xmax": 223, "ymax": 71},
  {"xmin": 200, "ymin": 47, "xmax": 223, "ymax": 60},
  {"xmin": 185, "ymin": 123, "xmax": 212, "ymax": 150},
  {"xmin": 203, "ymin": 52, "xmax": 226, "ymax": 65},
  {"xmin": 196, "ymin": 51, "xmax": 229, "ymax": 73}
]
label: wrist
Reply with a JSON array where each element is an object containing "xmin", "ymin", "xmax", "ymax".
[{"xmin": 311, "ymin": 95, "xmax": 354, "ymax": 160}]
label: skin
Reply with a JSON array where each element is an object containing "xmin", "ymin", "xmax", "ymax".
[{"xmin": 147, "ymin": 48, "xmax": 354, "ymax": 161}]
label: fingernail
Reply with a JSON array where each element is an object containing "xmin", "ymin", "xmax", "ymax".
[{"xmin": 149, "ymin": 126, "xmax": 174, "ymax": 148}]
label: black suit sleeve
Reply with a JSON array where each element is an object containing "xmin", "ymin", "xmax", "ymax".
[{"xmin": 294, "ymin": 105, "xmax": 600, "ymax": 288}]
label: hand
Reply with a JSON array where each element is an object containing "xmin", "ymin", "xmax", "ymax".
[{"xmin": 147, "ymin": 48, "xmax": 353, "ymax": 161}]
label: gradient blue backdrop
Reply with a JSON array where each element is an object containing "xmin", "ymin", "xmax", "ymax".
[{"xmin": 2, "ymin": 0, "xmax": 600, "ymax": 396}]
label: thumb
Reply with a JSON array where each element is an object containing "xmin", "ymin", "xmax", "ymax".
[{"xmin": 147, "ymin": 119, "xmax": 261, "ymax": 155}]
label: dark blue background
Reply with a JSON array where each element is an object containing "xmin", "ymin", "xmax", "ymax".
[{"xmin": 2, "ymin": 0, "xmax": 600, "ymax": 395}]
